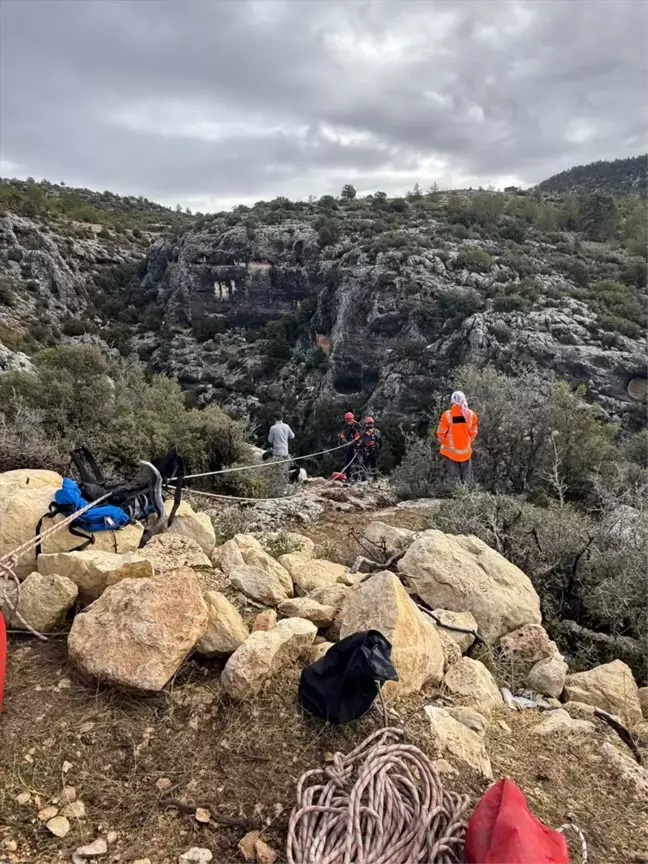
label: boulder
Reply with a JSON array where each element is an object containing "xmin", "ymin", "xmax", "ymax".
[
  {"xmin": 221, "ymin": 618, "xmax": 317, "ymax": 699},
  {"xmin": 253, "ymin": 610, "xmax": 277, "ymax": 631},
  {"xmin": 437, "ymin": 629, "xmax": 462, "ymax": 672},
  {"xmin": 196, "ymin": 591, "xmax": 249, "ymax": 657},
  {"xmin": 138, "ymin": 534, "xmax": 212, "ymax": 572},
  {"xmin": 214, "ymin": 540, "xmax": 246, "ymax": 574},
  {"xmin": 398, "ymin": 530, "xmax": 541, "ymax": 642},
  {"xmin": 448, "ymin": 706, "xmax": 489, "ymax": 737},
  {"xmin": 600, "ymin": 742, "xmax": 648, "ymax": 800},
  {"xmin": 339, "ymin": 571, "xmax": 444, "ymax": 695},
  {"xmin": 362, "ymin": 521, "xmax": 415, "ymax": 558},
  {"xmin": 424, "ymin": 706, "xmax": 492, "ymax": 778},
  {"xmin": 442, "ymin": 658, "xmax": 503, "ymax": 715},
  {"xmin": 431, "ymin": 609, "xmax": 479, "ymax": 653},
  {"xmin": 38, "ymin": 550, "xmax": 153, "ymax": 604},
  {"xmin": 563, "ymin": 660, "xmax": 642, "ymax": 725},
  {"xmin": 278, "ymin": 554, "xmax": 349, "ymax": 594},
  {"xmin": 231, "ymin": 534, "xmax": 293, "ymax": 596},
  {"xmin": 68, "ymin": 568, "xmax": 208, "ymax": 691},
  {"xmin": 0, "ymin": 484, "xmax": 143, "ymax": 579},
  {"xmin": 229, "ymin": 565, "xmax": 288, "ymax": 606},
  {"xmin": 530, "ymin": 709, "xmax": 595, "ymax": 736},
  {"xmin": 639, "ymin": 687, "xmax": 648, "ymax": 719},
  {"xmin": 0, "ymin": 468, "xmax": 63, "ymax": 490},
  {"xmin": 278, "ymin": 597, "xmax": 337, "ymax": 628},
  {"xmin": 165, "ymin": 500, "xmax": 215, "ymax": 557},
  {"xmin": 308, "ymin": 585, "xmax": 349, "ymax": 611},
  {"xmin": 1, "ymin": 571, "xmax": 77, "ymax": 631},
  {"xmin": 527, "ymin": 655, "xmax": 568, "ymax": 698},
  {"xmin": 499, "ymin": 624, "xmax": 558, "ymax": 664}
]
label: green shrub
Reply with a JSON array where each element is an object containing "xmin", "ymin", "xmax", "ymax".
[
  {"xmin": 493, "ymin": 292, "xmax": 528, "ymax": 312},
  {"xmin": 455, "ymin": 247, "xmax": 492, "ymax": 273},
  {"xmin": 62, "ymin": 318, "xmax": 92, "ymax": 336}
]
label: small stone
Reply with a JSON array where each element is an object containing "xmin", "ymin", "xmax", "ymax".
[
  {"xmin": 239, "ymin": 831, "xmax": 260, "ymax": 861},
  {"xmin": 133, "ymin": 859, "xmax": 152, "ymax": 864},
  {"xmin": 75, "ymin": 838, "xmax": 108, "ymax": 857},
  {"xmin": 60, "ymin": 785, "xmax": 77, "ymax": 804},
  {"xmin": 62, "ymin": 760, "xmax": 72, "ymax": 773},
  {"xmin": 254, "ymin": 839, "xmax": 278, "ymax": 864},
  {"xmin": 178, "ymin": 849, "xmax": 213, "ymax": 864},
  {"xmin": 38, "ymin": 805, "xmax": 59, "ymax": 821},
  {"xmin": 530, "ymin": 709, "xmax": 595, "ymax": 736},
  {"xmin": 16, "ymin": 792, "xmax": 31, "ymax": 805},
  {"xmin": 194, "ymin": 807, "xmax": 210, "ymax": 823},
  {"xmin": 432, "ymin": 758, "xmax": 459, "ymax": 776},
  {"xmin": 2, "ymin": 840, "xmax": 17, "ymax": 852},
  {"xmin": 106, "ymin": 831, "xmax": 118, "ymax": 845},
  {"xmin": 46, "ymin": 815, "xmax": 71, "ymax": 837},
  {"xmin": 62, "ymin": 800, "xmax": 86, "ymax": 819},
  {"xmin": 448, "ymin": 706, "xmax": 489, "ymax": 737},
  {"xmin": 155, "ymin": 777, "xmax": 172, "ymax": 791}
]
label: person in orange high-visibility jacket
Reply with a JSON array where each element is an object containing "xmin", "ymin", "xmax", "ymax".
[{"xmin": 436, "ymin": 390, "xmax": 478, "ymax": 485}]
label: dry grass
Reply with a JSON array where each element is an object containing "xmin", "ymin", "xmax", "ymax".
[{"xmin": 1, "ymin": 636, "xmax": 647, "ymax": 864}]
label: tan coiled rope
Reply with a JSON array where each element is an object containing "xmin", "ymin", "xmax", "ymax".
[{"xmin": 286, "ymin": 727, "xmax": 470, "ymax": 864}]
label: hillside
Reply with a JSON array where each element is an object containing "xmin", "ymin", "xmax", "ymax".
[{"xmin": 538, "ymin": 154, "xmax": 648, "ymax": 197}]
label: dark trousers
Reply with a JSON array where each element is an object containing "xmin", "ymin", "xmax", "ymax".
[{"xmin": 445, "ymin": 456, "xmax": 474, "ymax": 486}]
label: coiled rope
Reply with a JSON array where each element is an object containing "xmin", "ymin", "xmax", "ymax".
[{"xmin": 286, "ymin": 727, "xmax": 470, "ymax": 864}]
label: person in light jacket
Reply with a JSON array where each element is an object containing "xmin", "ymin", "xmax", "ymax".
[{"xmin": 268, "ymin": 412, "xmax": 295, "ymax": 457}]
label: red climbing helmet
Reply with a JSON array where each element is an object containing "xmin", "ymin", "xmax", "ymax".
[
  {"xmin": 344, "ymin": 412, "xmax": 354, "ymax": 422},
  {"xmin": 365, "ymin": 416, "xmax": 374, "ymax": 425}
]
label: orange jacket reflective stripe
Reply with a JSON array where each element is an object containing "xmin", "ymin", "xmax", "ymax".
[{"xmin": 436, "ymin": 404, "xmax": 478, "ymax": 462}]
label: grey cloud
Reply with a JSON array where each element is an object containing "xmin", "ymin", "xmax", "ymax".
[{"xmin": 1, "ymin": 0, "xmax": 645, "ymax": 208}]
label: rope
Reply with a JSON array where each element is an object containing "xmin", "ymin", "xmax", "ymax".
[
  {"xmin": 558, "ymin": 822, "xmax": 588, "ymax": 864},
  {"xmin": 0, "ymin": 558, "xmax": 48, "ymax": 641},
  {"xmin": 286, "ymin": 727, "xmax": 470, "ymax": 864},
  {"xmin": 181, "ymin": 444, "xmax": 347, "ymax": 481}
]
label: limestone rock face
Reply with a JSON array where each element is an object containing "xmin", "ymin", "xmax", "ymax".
[
  {"xmin": 339, "ymin": 571, "xmax": 444, "ymax": 695},
  {"xmin": 231, "ymin": 534, "xmax": 293, "ymax": 596},
  {"xmin": 67, "ymin": 568, "xmax": 208, "ymax": 691},
  {"xmin": 527, "ymin": 655, "xmax": 568, "ymax": 698},
  {"xmin": 442, "ymin": 658, "xmax": 503, "ymax": 715},
  {"xmin": 278, "ymin": 554, "xmax": 348, "ymax": 594},
  {"xmin": 138, "ymin": 534, "xmax": 212, "ymax": 573},
  {"xmin": 1, "ymin": 570, "xmax": 78, "ymax": 631},
  {"xmin": 499, "ymin": 624, "xmax": 559, "ymax": 664},
  {"xmin": 221, "ymin": 618, "xmax": 317, "ymax": 699},
  {"xmin": 38, "ymin": 550, "xmax": 153, "ymax": 604},
  {"xmin": 563, "ymin": 660, "xmax": 642, "ymax": 725},
  {"xmin": 398, "ymin": 530, "xmax": 541, "ymax": 642},
  {"xmin": 362, "ymin": 521, "xmax": 416, "ymax": 558},
  {"xmin": 196, "ymin": 591, "xmax": 249, "ymax": 657},
  {"xmin": 229, "ymin": 565, "xmax": 289, "ymax": 606},
  {"xmin": 0, "ymin": 469, "xmax": 63, "ymax": 490},
  {"xmin": 425, "ymin": 706, "xmax": 492, "ymax": 778},
  {"xmin": 165, "ymin": 500, "xmax": 216, "ymax": 557},
  {"xmin": 0, "ymin": 484, "xmax": 142, "ymax": 579}
]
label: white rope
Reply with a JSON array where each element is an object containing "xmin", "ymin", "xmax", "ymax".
[
  {"xmin": 180, "ymin": 443, "xmax": 347, "ymax": 480},
  {"xmin": 559, "ymin": 822, "xmax": 588, "ymax": 864}
]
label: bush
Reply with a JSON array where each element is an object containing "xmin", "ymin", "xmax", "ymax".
[
  {"xmin": 493, "ymin": 292, "xmax": 528, "ymax": 312},
  {"xmin": 62, "ymin": 318, "xmax": 92, "ymax": 336},
  {"xmin": 454, "ymin": 247, "xmax": 492, "ymax": 273},
  {"xmin": 391, "ymin": 436, "xmax": 445, "ymax": 499}
]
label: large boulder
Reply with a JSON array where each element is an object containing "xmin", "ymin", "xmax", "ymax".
[
  {"xmin": 197, "ymin": 591, "xmax": 249, "ymax": 657},
  {"xmin": 278, "ymin": 554, "xmax": 348, "ymax": 594},
  {"xmin": 431, "ymin": 609, "xmax": 478, "ymax": 653},
  {"xmin": 68, "ymin": 568, "xmax": 208, "ymax": 691},
  {"xmin": 38, "ymin": 550, "xmax": 153, "ymax": 605},
  {"xmin": 1, "ymin": 571, "xmax": 78, "ymax": 631},
  {"xmin": 600, "ymin": 742, "xmax": 648, "ymax": 800},
  {"xmin": 527, "ymin": 655, "xmax": 568, "ymax": 698},
  {"xmin": 339, "ymin": 571, "xmax": 444, "ymax": 695},
  {"xmin": 499, "ymin": 624, "xmax": 558, "ymax": 664},
  {"xmin": 425, "ymin": 706, "xmax": 492, "ymax": 778},
  {"xmin": 0, "ymin": 484, "xmax": 142, "ymax": 579},
  {"xmin": 442, "ymin": 658, "xmax": 503, "ymax": 715},
  {"xmin": 138, "ymin": 534, "xmax": 212, "ymax": 573},
  {"xmin": 278, "ymin": 597, "xmax": 337, "ymax": 628},
  {"xmin": 229, "ymin": 565, "xmax": 289, "ymax": 606},
  {"xmin": 0, "ymin": 469, "xmax": 63, "ymax": 490},
  {"xmin": 214, "ymin": 540, "xmax": 246, "ymax": 574},
  {"xmin": 165, "ymin": 501, "xmax": 216, "ymax": 557},
  {"xmin": 221, "ymin": 618, "xmax": 317, "ymax": 699},
  {"xmin": 231, "ymin": 534, "xmax": 293, "ymax": 596},
  {"xmin": 398, "ymin": 530, "xmax": 541, "ymax": 642},
  {"xmin": 362, "ymin": 522, "xmax": 416, "ymax": 559},
  {"xmin": 308, "ymin": 585, "xmax": 349, "ymax": 612},
  {"xmin": 563, "ymin": 660, "xmax": 642, "ymax": 725}
]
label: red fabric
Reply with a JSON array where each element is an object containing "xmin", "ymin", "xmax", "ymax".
[
  {"xmin": 465, "ymin": 779, "xmax": 570, "ymax": 864},
  {"xmin": 331, "ymin": 472, "xmax": 347, "ymax": 481},
  {"xmin": 0, "ymin": 610, "xmax": 6, "ymax": 712}
]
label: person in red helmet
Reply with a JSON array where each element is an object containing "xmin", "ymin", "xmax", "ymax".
[
  {"xmin": 360, "ymin": 416, "xmax": 382, "ymax": 476},
  {"xmin": 338, "ymin": 411, "xmax": 361, "ymax": 479}
]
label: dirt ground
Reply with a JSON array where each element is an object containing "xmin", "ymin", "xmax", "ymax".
[{"xmin": 1, "ymin": 506, "xmax": 647, "ymax": 864}]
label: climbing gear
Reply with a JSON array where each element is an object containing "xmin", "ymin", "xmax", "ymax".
[
  {"xmin": 437, "ymin": 404, "xmax": 478, "ymax": 462},
  {"xmin": 299, "ymin": 630, "xmax": 398, "ymax": 724},
  {"xmin": 287, "ymin": 726, "xmax": 471, "ymax": 864},
  {"xmin": 179, "ymin": 443, "xmax": 346, "ymax": 481},
  {"xmin": 465, "ymin": 778, "xmax": 572, "ymax": 864},
  {"xmin": 364, "ymin": 416, "xmax": 374, "ymax": 425},
  {"xmin": 344, "ymin": 412, "xmax": 355, "ymax": 422},
  {"xmin": 35, "ymin": 447, "xmax": 184, "ymax": 555}
]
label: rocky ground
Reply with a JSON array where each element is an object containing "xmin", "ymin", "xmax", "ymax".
[{"xmin": 1, "ymin": 469, "xmax": 647, "ymax": 864}]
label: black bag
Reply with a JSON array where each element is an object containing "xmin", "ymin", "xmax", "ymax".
[{"xmin": 298, "ymin": 630, "xmax": 398, "ymax": 724}]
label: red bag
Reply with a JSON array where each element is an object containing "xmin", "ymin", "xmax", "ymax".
[
  {"xmin": 331, "ymin": 472, "xmax": 347, "ymax": 482},
  {"xmin": 465, "ymin": 778, "xmax": 570, "ymax": 864},
  {"xmin": 0, "ymin": 610, "xmax": 6, "ymax": 712}
]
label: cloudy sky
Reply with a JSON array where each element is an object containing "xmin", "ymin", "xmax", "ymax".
[{"xmin": 1, "ymin": 0, "xmax": 646, "ymax": 212}]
